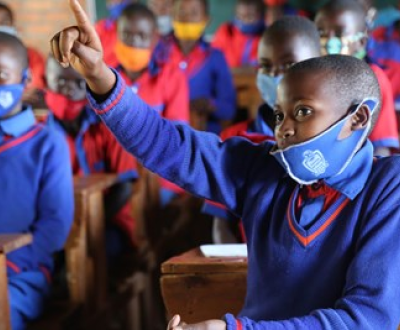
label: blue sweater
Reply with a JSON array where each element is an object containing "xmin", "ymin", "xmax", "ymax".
[
  {"xmin": 0, "ymin": 107, "xmax": 74, "ymax": 274},
  {"xmin": 87, "ymin": 72, "xmax": 400, "ymax": 329}
]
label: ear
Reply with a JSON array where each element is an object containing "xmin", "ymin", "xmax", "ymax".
[{"xmin": 350, "ymin": 104, "xmax": 370, "ymax": 131}]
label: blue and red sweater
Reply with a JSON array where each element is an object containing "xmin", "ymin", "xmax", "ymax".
[
  {"xmin": 87, "ymin": 72, "xmax": 400, "ymax": 329},
  {"xmin": 0, "ymin": 107, "xmax": 74, "ymax": 276}
]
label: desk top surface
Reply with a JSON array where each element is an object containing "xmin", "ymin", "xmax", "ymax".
[{"xmin": 161, "ymin": 247, "xmax": 247, "ymax": 274}]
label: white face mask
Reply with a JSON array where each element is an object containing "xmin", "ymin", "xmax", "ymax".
[
  {"xmin": 0, "ymin": 25, "xmax": 18, "ymax": 37},
  {"xmin": 157, "ymin": 16, "xmax": 173, "ymax": 36},
  {"xmin": 256, "ymin": 72, "xmax": 283, "ymax": 109}
]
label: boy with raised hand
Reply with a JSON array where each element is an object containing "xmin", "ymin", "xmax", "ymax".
[{"xmin": 51, "ymin": 1, "xmax": 400, "ymax": 329}]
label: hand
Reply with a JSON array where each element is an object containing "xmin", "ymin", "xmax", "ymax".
[
  {"xmin": 167, "ymin": 315, "xmax": 227, "ymax": 330},
  {"xmin": 49, "ymin": 0, "xmax": 115, "ymax": 94}
]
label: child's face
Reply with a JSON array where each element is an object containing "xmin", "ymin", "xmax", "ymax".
[
  {"xmin": 315, "ymin": 9, "xmax": 366, "ymax": 56},
  {"xmin": 117, "ymin": 15, "xmax": 158, "ymax": 48},
  {"xmin": 148, "ymin": 0, "xmax": 172, "ymax": 16},
  {"xmin": 46, "ymin": 58, "xmax": 86, "ymax": 101},
  {"xmin": 0, "ymin": 8, "xmax": 12, "ymax": 26},
  {"xmin": 274, "ymin": 70, "xmax": 350, "ymax": 149},
  {"xmin": 0, "ymin": 44, "xmax": 24, "ymax": 86},
  {"xmin": 173, "ymin": 0, "xmax": 208, "ymax": 23},
  {"xmin": 235, "ymin": 3, "xmax": 262, "ymax": 24},
  {"xmin": 258, "ymin": 33, "xmax": 320, "ymax": 77}
]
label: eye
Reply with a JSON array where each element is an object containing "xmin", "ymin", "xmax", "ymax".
[
  {"xmin": 295, "ymin": 107, "xmax": 312, "ymax": 120},
  {"xmin": 274, "ymin": 111, "xmax": 284, "ymax": 125},
  {"xmin": 258, "ymin": 63, "xmax": 272, "ymax": 75}
]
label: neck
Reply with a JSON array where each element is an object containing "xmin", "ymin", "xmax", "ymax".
[
  {"xmin": 122, "ymin": 66, "xmax": 146, "ymax": 83},
  {"xmin": 177, "ymin": 39, "xmax": 198, "ymax": 55}
]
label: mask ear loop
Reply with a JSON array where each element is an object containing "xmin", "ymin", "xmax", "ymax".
[{"xmin": 21, "ymin": 68, "xmax": 29, "ymax": 84}]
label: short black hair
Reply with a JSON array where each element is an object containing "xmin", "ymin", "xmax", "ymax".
[
  {"xmin": 287, "ymin": 54, "xmax": 381, "ymax": 132},
  {"xmin": 119, "ymin": 3, "xmax": 157, "ymax": 25},
  {"xmin": 320, "ymin": 0, "xmax": 367, "ymax": 31},
  {"xmin": 0, "ymin": 2, "xmax": 13, "ymax": 24},
  {"xmin": 0, "ymin": 31, "xmax": 28, "ymax": 71},
  {"xmin": 263, "ymin": 16, "xmax": 321, "ymax": 56},
  {"xmin": 237, "ymin": 0, "xmax": 265, "ymax": 15},
  {"xmin": 173, "ymin": 0, "xmax": 209, "ymax": 15}
]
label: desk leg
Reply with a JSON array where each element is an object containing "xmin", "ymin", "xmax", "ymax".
[
  {"xmin": 86, "ymin": 191, "xmax": 108, "ymax": 310},
  {"xmin": 0, "ymin": 254, "xmax": 11, "ymax": 330}
]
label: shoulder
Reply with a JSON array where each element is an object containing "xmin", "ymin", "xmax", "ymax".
[
  {"xmin": 214, "ymin": 23, "xmax": 234, "ymax": 35},
  {"xmin": 369, "ymin": 63, "xmax": 391, "ymax": 86},
  {"xmin": 366, "ymin": 156, "xmax": 400, "ymax": 197}
]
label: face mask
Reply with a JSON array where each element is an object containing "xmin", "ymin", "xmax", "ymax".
[
  {"xmin": 45, "ymin": 90, "xmax": 87, "ymax": 121},
  {"xmin": 324, "ymin": 33, "xmax": 366, "ymax": 57},
  {"xmin": 270, "ymin": 98, "xmax": 378, "ymax": 185},
  {"xmin": 173, "ymin": 21, "xmax": 207, "ymax": 41},
  {"xmin": 115, "ymin": 40, "xmax": 152, "ymax": 72},
  {"xmin": 256, "ymin": 72, "xmax": 283, "ymax": 109},
  {"xmin": 0, "ymin": 69, "xmax": 28, "ymax": 118},
  {"xmin": 0, "ymin": 25, "xmax": 17, "ymax": 36},
  {"xmin": 107, "ymin": 0, "xmax": 131, "ymax": 21},
  {"xmin": 157, "ymin": 16, "xmax": 173, "ymax": 36},
  {"xmin": 233, "ymin": 18, "xmax": 265, "ymax": 35}
]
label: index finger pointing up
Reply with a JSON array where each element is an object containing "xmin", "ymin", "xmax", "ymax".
[{"xmin": 69, "ymin": 0, "xmax": 90, "ymax": 29}]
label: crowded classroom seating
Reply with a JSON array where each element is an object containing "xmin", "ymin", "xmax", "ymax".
[{"xmin": 2, "ymin": 0, "xmax": 400, "ymax": 329}]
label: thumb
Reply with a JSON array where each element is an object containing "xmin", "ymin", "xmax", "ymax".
[{"xmin": 71, "ymin": 40, "xmax": 102, "ymax": 67}]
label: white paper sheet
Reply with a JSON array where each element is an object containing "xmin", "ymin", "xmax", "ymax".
[{"xmin": 200, "ymin": 244, "xmax": 247, "ymax": 257}]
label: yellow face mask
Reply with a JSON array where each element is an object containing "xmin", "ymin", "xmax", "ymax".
[
  {"xmin": 115, "ymin": 40, "xmax": 152, "ymax": 72},
  {"xmin": 173, "ymin": 21, "xmax": 207, "ymax": 41}
]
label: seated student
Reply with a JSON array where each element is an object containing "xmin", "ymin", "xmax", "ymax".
[
  {"xmin": 45, "ymin": 55, "xmax": 137, "ymax": 252},
  {"xmin": 212, "ymin": 0, "xmax": 265, "ymax": 68},
  {"xmin": 51, "ymin": 2, "xmax": 400, "ymax": 328},
  {"xmin": 115, "ymin": 3, "xmax": 189, "ymax": 204},
  {"xmin": 0, "ymin": 2, "xmax": 46, "ymax": 108},
  {"xmin": 315, "ymin": 0, "xmax": 399, "ymax": 156},
  {"xmin": 156, "ymin": 0, "xmax": 236, "ymax": 133},
  {"xmin": 95, "ymin": 0, "xmax": 135, "ymax": 66},
  {"xmin": 148, "ymin": 0, "xmax": 174, "ymax": 36},
  {"xmin": 0, "ymin": 32, "xmax": 73, "ymax": 330},
  {"xmin": 204, "ymin": 16, "xmax": 322, "ymax": 244}
]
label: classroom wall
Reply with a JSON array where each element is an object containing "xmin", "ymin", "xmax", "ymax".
[{"xmin": 1, "ymin": 0, "xmax": 89, "ymax": 58}]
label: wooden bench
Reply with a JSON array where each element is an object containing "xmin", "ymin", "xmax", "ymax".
[{"xmin": 160, "ymin": 246, "xmax": 247, "ymax": 323}]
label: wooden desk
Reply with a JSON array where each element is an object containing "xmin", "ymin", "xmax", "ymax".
[
  {"xmin": 69, "ymin": 174, "xmax": 118, "ymax": 311},
  {"xmin": 232, "ymin": 67, "xmax": 262, "ymax": 120},
  {"xmin": 0, "ymin": 234, "xmax": 32, "ymax": 330},
  {"xmin": 160, "ymin": 247, "xmax": 247, "ymax": 323}
]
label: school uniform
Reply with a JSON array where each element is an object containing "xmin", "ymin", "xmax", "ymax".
[
  {"xmin": 368, "ymin": 63, "xmax": 399, "ymax": 149},
  {"xmin": 87, "ymin": 71, "xmax": 400, "ymax": 329},
  {"xmin": 203, "ymin": 104, "xmax": 275, "ymax": 223},
  {"xmin": 117, "ymin": 57, "xmax": 190, "ymax": 204},
  {"xmin": 212, "ymin": 23, "xmax": 262, "ymax": 68},
  {"xmin": 52, "ymin": 107, "xmax": 137, "ymax": 245},
  {"xmin": 368, "ymin": 26, "xmax": 400, "ymax": 110},
  {"xmin": 0, "ymin": 107, "xmax": 74, "ymax": 329},
  {"xmin": 156, "ymin": 36, "xmax": 236, "ymax": 133},
  {"xmin": 27, "ymin": 47, "xmax": 46, "ymax": 89},
  {"xmin": 95, "ymin": 19, "xmax": 118, "ymax": 67}
]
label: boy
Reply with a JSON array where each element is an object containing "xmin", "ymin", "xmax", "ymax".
[
  {"xmin": 315, "ymin": 0, "xmax": 399, "ymax": 155},
  {"xmin": 95, "ymin": 0, "xmax": 135, "ymax": 66},
  {"xmin": 52, "ymin": 1, "xmax": 400, "ymax": 329},
  {"xmin": 212, "ymin": 0, "xmax": 265, "ymax": 68},
  {"xmin": 115, "ymin": 2, "xmax": 189, "ymax": 204},
  {"xmin": 0, "ymin": 2, "xmax": 46, "ymax": 108},
  {"xmin": 156, "ymin": 0, "xmax": 236, "ymax": 133},
  {"xmin": 45, "ymin": 55, "xmax": 137, "ymax": 251},
  {"xmin": 204, "ymin": 16, "xmax": 322, "ymax": 243},
  {"xmin": 0, "ymin": 32, "xmax": 73, "ymax": 329}
]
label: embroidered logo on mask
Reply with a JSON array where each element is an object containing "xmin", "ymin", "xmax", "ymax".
[
  {"xmin": 302, "ymin": 150, "xmax": 329, "ymax": 176},
  {"xmin": 0, "ymin": 91, "xmax": 14, "ymax": 108}
]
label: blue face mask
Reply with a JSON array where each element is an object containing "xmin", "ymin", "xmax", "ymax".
[
  {"xmin": 256, "ymin": 72, "xmax": 283, "ymax": 109},
  {"xmin": 233, "ymin": 18, "xmax": 265, "ymax": 35},
  {"xmin": 0, "ymin": 70, "xmax": 28, "ymax": 118},
  {"xmin": 270, "ymin": 98, "xmax": 378, "ymax": 185},
  {"xmin": 107, "ymin": 0, "xmax": 131, "ymax": 21}
]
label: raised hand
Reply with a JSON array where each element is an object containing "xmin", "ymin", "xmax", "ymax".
[{"xmin": 50, "ymin": 0, "xmax": 115, "ymax": 94}]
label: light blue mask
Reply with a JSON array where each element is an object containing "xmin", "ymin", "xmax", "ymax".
[
  {"xmin": 0, "ymin": 70, "xmax": 28, "ymax": 118},
  {"xmin": 157, "ymin": 16, "xmax": 173, "ymax": 36},
  {"xmin": 256, "ymin": 72, "xmax": 283, "ymax": 109},
  {"xmin": 270, "ymin": 98, "xmax": 378, "ymax": 185}
]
